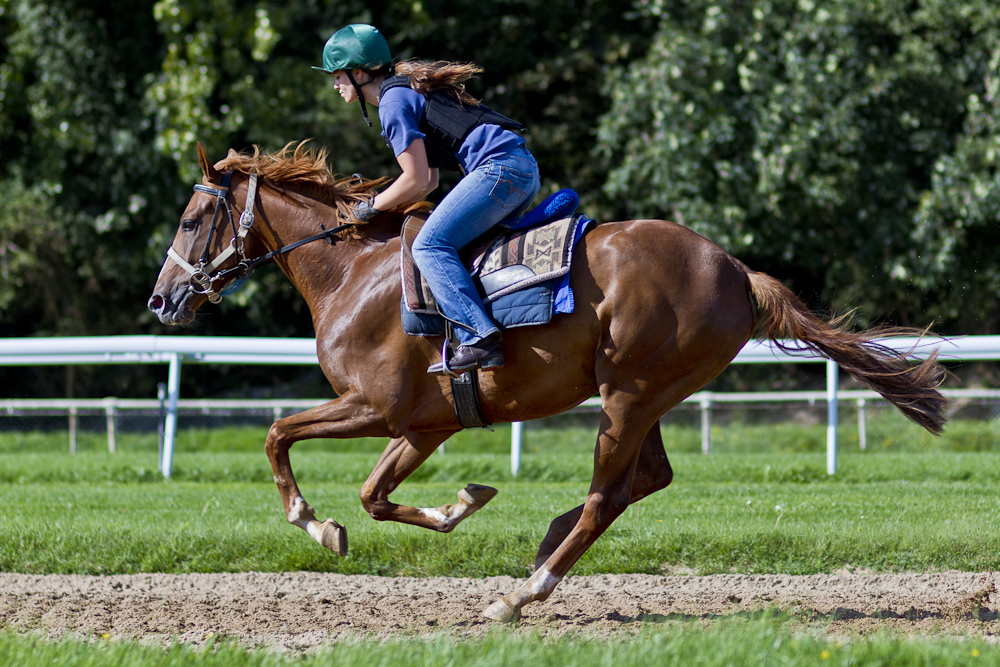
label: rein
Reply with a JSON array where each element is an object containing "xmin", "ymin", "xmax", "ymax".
[{"xmin": 167, "ymin": 171, "xmax": 356, "ymax": 304}]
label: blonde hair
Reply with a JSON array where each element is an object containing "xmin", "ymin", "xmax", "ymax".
[{"xmin": 392, "ymin": 59, "xmax": 483, "ymax": 106}]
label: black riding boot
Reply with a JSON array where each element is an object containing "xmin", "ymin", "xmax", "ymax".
[{"xmin": 427, "ymin": 333, "xmax": 504, "ymax": 375}]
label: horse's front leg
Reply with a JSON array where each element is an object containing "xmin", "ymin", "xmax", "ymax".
[
  {"xmin": 360, "ymin": 430, "xmax": 498, "ymax": 532},
  {"xmin": 265, "ymin": 392, "xmax": 391, "ymax": 556}
]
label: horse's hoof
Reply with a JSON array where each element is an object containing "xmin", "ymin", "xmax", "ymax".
[
  {"xmin": 319, "ymin": 519, "xmax": 348, "ymax": 557},
  {"xmin": 458, "ymin": 484, "xmax": 498, "ymax": 507},
  {"xmin": 483, "ymin": 597, "xmax": 521, "ymax": 623}
]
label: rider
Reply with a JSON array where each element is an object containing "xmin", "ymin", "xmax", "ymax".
[{"xmin": 315, "ymin": 24, "xmax": 541, "ymax": 374}]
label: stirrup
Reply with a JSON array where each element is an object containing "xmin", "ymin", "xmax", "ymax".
[
  {"xmin": 431, "ymin": 321, "xmax": 463, "ymax": 378},
  {"xmin": 437, "ymin": 335, "xmax": 461, "ymax": 378}
]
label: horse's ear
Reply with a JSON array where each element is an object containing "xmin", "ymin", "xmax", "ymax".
[{"xmin": 196, "ymin": 142, "xmax": 220, "ymax": 181}]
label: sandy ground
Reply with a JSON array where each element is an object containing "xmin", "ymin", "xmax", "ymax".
[{"xmin": 2, "ymin": 570, "xmax": 999, "ymax": 651}]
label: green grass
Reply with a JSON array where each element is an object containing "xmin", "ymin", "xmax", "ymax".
[
  {"xmin": 1, "ymin": 614, "xmax": 996, "ymax": 667},
  {"xmin": 1, "ymin": 441, "xmax": 1000, "ymax": 576},
  {"xmin": 4, "ymin": 424, "xmax": 1000, "ymax": 665}
]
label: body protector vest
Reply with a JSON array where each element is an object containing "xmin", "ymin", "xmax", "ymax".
[{"xmin": 379, "ymin": 75, "xmax": 527, "ymax": 172}]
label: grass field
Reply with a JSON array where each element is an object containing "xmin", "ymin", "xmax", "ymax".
[
  {"xmin": 3, "ymin": 417, "xmax": 1000, "ymax": 576},
  {"xmin": 2, "ymin": 420, "xmax": 1000, "ymax": 665},
  {"xmin": 1, "ymin": 615, "xmax": 996, "ymax": 667},
  {"xmin": 2, "ymin": 446, "xmax": 1000, "ymax": 576}
]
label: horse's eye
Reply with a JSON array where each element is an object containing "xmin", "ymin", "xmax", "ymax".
[{"xmin": 182, "ymin": 218, "xmax": 199, "ymax": 232}]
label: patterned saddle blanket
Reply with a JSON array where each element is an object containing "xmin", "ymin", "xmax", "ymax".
[{"xmin": 399, "ymin": 205, "xmax": 593, "ymax": 335}]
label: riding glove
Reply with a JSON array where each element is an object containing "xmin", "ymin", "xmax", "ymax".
[{"xmin": 352, "ymin": 199, "xmax": 380, "ymax": 222}]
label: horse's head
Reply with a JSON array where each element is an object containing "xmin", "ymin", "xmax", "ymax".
[
  {"xmin": 149, "ymin": 140, "xmax": 422, "ymax": 325},
  {"xmin": 148, "ymin": 143, "xmax": 258, "ymax": 325}
]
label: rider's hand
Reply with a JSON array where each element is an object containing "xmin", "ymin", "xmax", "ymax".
[{"xmin": 352, "ymin": 198, "xmax": 380, "ymax": 222}]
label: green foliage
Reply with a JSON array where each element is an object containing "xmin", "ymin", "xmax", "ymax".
[
  {"xmin": 3, "ymin": 0, "xmax": 1000, "ymax": 405},
  {"xmin": 0, "ymin": 178, "xmax": 61, "ymax": 317},
  {"xmin": 0, "ymin": 0, "xmax": 657, "ymax": 402},
  {"xmin": 0, "ymin": 1, "xmax": 181, "ymax": 341},
  {"xmin": 910, "ymin": 42, "xmax": 1000, "ymax": 332},
  {"xmin": 596, "ymin": 0, "xmax": 1000, "ymax": 330}
]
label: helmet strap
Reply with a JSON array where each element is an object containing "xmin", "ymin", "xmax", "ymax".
[{"xmin": 345, "ymin": 70, "xmax": 373, "ymax": 127}]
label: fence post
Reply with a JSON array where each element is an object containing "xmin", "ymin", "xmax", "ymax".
[
  {"xmin": 105, "ymin": 400, "xmax": 117, "ymax": 454},
  {"xmin": 827, "ymin": 359, "xmax": 839, "ymax": 475},
  {"xmin": 857, "ymin": 398, "xmax": 867, "ymax": 452},
  {"xmin": 511, "ymin": 421, "xmax": 523, "ymax": 476},
  {"xmin": 69, "ymin": 406, "xmax": 77, "ymax": 454},
  {"xmin": 161, "ymin": 353, "xmax": 182, "ymax": 478},
  {"xmin": 157, "ymin": 382, "xmax": 166, "ymax": 466},
  {"xmin": 699, "ymin": 394, "xmax": 713, "ymax": 454}
]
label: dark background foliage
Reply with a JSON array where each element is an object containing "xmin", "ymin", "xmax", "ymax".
[{"xmin": 1, "ymin": 0, "xmax": 997, "ymax": 399}]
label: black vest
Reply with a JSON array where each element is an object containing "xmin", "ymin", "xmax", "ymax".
[{"xmin": 379, "ymin": 75, "xmax": 526, "ymax": 172}]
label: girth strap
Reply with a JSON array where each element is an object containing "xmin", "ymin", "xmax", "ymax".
[{"xmin": 451, "ymin": 371, "xmax": 490, "ymax": 429}]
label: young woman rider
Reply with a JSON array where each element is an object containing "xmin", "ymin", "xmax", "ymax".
[{"xmin": 315, "ymin": 24, "xmax": 541, "ymax": 375}]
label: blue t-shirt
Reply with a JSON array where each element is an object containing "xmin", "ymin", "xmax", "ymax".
[{"xmin": 378, "ymin": 86, "xmax": 524, "ymax": 173}]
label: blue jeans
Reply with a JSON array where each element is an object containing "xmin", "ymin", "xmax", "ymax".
[{"xmin": 412, "ymin": 146, "xmax": 541, "ymax": 345}]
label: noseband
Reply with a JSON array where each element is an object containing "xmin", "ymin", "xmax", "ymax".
[{"xmin": 166, "ymin": 171, "xmax": 356, "ymax": 304}]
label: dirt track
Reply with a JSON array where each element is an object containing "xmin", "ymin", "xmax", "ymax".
[{"xmin": 1, "ymin": 571, "xmax": 998, "ymax": 650}]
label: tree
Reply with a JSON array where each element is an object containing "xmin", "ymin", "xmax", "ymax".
[
  {"xmin": 595, "ymin": 0, "xmax": 1000, "ymax": 333},
  {"xmin": 907, "ymin": 6, "xmax": 1000, "ymax": 334},
  {"xmin": 0, "ymin": 0, "xmax": 178, "ymax": 338},
  {"xmin": 7, "ymin": 0, "xmax": 1000, "ymax": 402}
]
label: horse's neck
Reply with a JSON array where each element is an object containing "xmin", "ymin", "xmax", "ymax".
[{"xmin": 252, "ymin": 187, "xmax": 401, "ymax": 327}]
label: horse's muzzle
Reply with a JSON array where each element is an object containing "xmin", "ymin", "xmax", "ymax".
[{"xmin": 148, "ymin": 288, "xmax": 196, "ymax": 326}]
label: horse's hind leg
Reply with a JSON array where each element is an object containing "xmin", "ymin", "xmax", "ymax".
[
  {"xmin": 533, "ymin": 420, "xmax": 673, "ymax": 569},
  {"xmin": 484, "ymin": 392, "xmax": 659, "ymax": 622},
  {"xmin": 360, "ymin": 430, "xmax": 499, "ymax": 533}
]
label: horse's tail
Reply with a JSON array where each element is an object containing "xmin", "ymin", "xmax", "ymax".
[{"xmin": 746, "ymin": 270, "xmax": 947, "ymax": 435}]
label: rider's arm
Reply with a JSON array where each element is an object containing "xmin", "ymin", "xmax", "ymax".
[
  {"xmin": 371, "ymin": 139, "xmax": 438, "ymax": 211},
  {"xmin": 424, "ymin": 165, "xmax": 440, "ymax": 197}
]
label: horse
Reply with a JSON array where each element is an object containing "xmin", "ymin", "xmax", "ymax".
[{"xmin": 148, "ymin": 142, "xmax": 946, "ymax": 622}]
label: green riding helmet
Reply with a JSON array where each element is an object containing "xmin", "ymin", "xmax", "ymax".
[{"xmin": 314, "ymin": 24, "xmax": 392, "ymax": 74}]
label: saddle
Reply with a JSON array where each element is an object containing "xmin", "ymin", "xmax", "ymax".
[
  {"xmin": 399, "ymin": 190, "xmax": 592, "ymax": 336},
  {"xmin": 399, "ymin": 190, "xmax": 591, "ymax": 430}
]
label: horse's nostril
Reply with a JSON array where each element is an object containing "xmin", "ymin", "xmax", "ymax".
[{"xmin": 148, "ymin": 294, "xmax": 165, "ymax": 312}]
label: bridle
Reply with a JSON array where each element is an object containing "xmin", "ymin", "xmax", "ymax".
[{"xmin": 166, "ymin": 171, "xmax": 356, "ymax": 304}]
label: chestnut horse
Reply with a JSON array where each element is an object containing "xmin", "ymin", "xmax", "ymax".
[{"xmin": 148, "ymin": 143, "xmax": 946, "ymax": 622}]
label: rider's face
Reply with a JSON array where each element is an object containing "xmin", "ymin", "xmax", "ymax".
[{"xmin": 333, "ymin": 69, "xmax": 365, "ymax": 104}]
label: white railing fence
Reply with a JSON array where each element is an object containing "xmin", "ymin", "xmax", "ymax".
[{"xmin": 2, "ymin": 335, "xmax": 998, "ymax": 477}]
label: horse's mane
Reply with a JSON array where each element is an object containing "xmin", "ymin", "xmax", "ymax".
[{"xmin": 212, "ymin": 141, "xmax": 431, "ymax": 239}]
